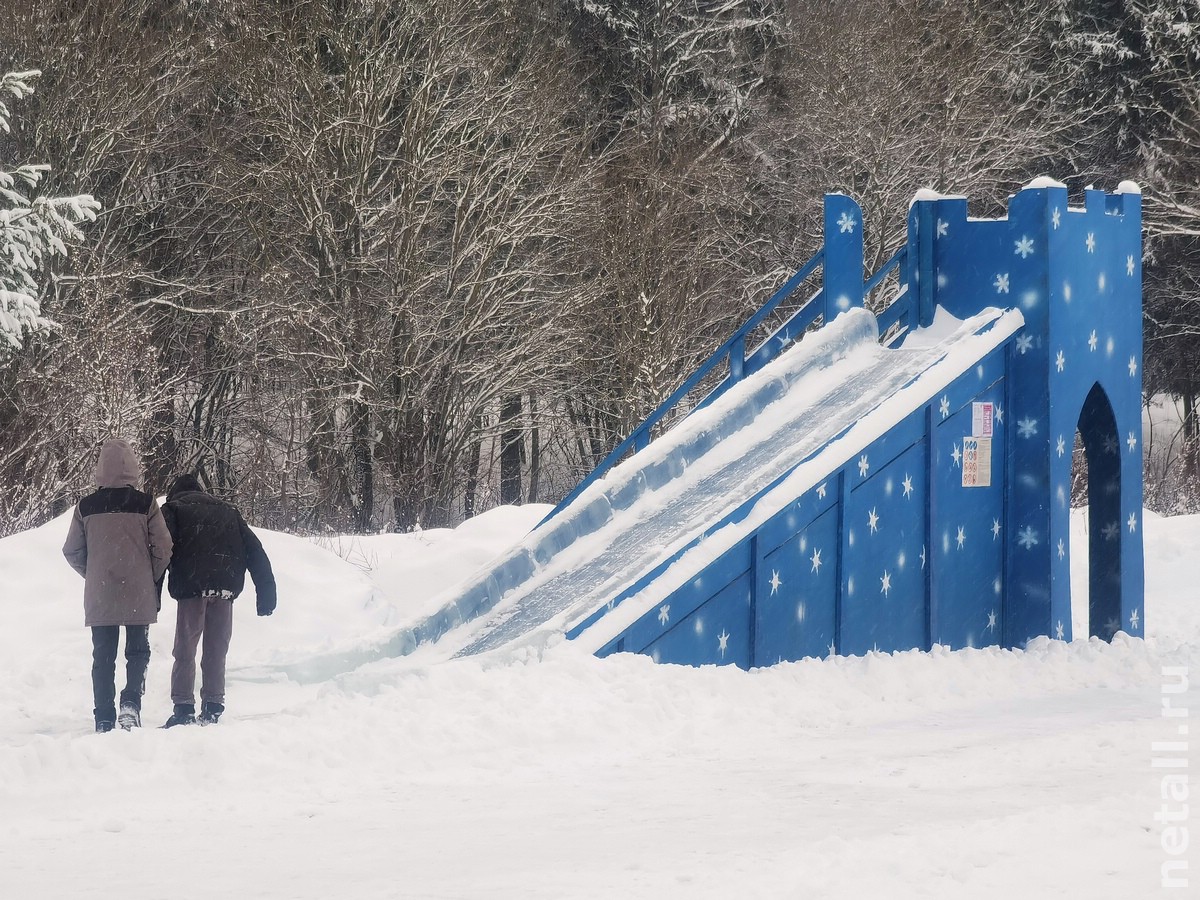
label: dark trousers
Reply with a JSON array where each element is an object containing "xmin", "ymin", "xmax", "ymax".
[
  {"xmin": 91, "ymin": 625, "xmax": 150, "ymax": 721},
  {"xmin": 171, "ymin": 596, "xmax": 234, "ymax": 706}
]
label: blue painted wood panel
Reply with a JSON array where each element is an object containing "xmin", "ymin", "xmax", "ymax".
[
  {"xmin": 841, "ymin": 437, "xmax": 928, "ymax": 655},
  {"xmin": 756, "ymin": 504, "xmax": 839, "ymax": 664},
  {"xmin": 646, "ymin": 573, "xmax": 753, "ymax": 668},
  {"xmin": 930, "ymin": 381, "xmax": 1006, "ymax": 649}
]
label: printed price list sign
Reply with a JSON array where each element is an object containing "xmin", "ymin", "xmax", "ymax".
[
  {"xmin": 963, "ymin": 436, "xmax": 992, "ymax": 487},
  {"xmin": 972, "ymin": 401, "xmax": 994, "ymax": 437},
  {"xmin": 961, "ymin": 401, "xmax": 996, "ymax": 487}
]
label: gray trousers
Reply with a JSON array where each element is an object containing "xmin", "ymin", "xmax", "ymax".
[{"xmin": 170, "ymin": 596, "xmax": 234, "ymax": 706}]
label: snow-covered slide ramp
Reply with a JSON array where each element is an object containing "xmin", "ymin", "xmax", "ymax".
[
  {"xmin": 408, "ymin": 304, "xmax": 1020, "ymax": 663},
  {"xmin": 404, "ymin": 182, "xmax": 1144, "ymax": 668}
]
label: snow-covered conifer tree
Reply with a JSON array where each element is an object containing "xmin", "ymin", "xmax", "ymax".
[{"xmin": 0, "ymin": 69, "xmax": 99, "ymax": 357}]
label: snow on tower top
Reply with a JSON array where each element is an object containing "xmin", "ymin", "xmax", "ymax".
[
  {"xmin": 1022, "ymin": 176, "xmax": 1067, "ymax": 191},
  {"xmin": 909, "ymin": 188, "xmax": 967, "ymax": 207}
]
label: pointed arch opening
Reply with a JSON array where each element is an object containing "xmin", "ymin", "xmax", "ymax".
[{"xmin": 1072, "ymin": 383, "xmax": 1123, "ymax": 640}]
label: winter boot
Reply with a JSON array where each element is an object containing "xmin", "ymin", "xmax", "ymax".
[
  {"xmin": 95, "ymin": 719, "xmax": 115, "ymax": 734},
  {"xmin": 198, "ymin": 701, "xmax": 224, "ymax": 726},
  {"xmin": 117, "ymin": 702, "xmax": 141, "ymax": 730},
  {"xmin": 163, "ymin": 703, "xmax": 196, "ymax": 728},
  {"xmin": 94, "ymin": 707, "xmax": 115, "ymax": 734}
]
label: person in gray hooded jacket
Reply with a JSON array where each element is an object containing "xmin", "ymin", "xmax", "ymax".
[{"xmin": 63, "ymin": 438, "xmax": 173, "ymax": 732}]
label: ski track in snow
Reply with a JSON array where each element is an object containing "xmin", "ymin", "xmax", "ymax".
[{"xmin": 0, "ymin": 503, "xmax": 1196, "ymax": 899}]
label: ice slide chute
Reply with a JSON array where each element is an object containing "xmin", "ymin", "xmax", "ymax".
[{"xmin": 402, "ymin": 183, "xmax": 1144, "ymax": 667}]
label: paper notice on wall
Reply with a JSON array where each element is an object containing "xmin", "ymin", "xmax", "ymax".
[
  {"xmin": 962, "ymin": 436, "xmax": 992, "ymax": 487},
  {"xmin": 972, "ymin": 402, "xmax": 994, "ymax": 437}
]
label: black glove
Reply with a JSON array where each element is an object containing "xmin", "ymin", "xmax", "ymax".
[{"xmin": 257, "ymin": 597, "xmax": 276, "ymax": 617}]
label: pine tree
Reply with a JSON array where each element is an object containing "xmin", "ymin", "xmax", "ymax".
[{"xmin": 0, "ymin": 70, "xmax": 99, "ymax": 357}]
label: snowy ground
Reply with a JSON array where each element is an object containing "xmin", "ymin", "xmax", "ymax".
[{"xmin": 0, "ymin": 504, "xmax": 1195, "ymax": 899}]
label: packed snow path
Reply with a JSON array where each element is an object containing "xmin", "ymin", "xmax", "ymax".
[{"xmin": 0, "ymin": 505, "xmax": 1197, "ymax": 899}]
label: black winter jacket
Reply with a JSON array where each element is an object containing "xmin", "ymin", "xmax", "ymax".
[{"xmin": 161, "ymin": 476, "xmax": 277, "ymax": 614}]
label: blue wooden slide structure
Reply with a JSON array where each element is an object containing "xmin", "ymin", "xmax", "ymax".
[{"xmin": 399, "ymin": 182, "xmax": 1144, "ymax": 668}]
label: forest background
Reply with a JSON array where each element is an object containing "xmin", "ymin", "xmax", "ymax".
[{"xmin": 1, "ymin": 0, "xmax": 1198, "ymax": 536}]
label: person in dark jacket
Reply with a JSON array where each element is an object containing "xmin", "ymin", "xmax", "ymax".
[
  {"xmin": 63, "ymin": 438, "xmax": 173, "ymax": 733},
  {"xmin": 160, "ymin": 474, "xmax": 276, "ymax": 727}
]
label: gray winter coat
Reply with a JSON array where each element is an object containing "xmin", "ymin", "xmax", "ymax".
[{"xmin": 62, "ymin": 439, "xmax": 173, "ymax": 627}]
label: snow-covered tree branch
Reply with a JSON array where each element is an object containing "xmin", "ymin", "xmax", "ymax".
[{"xmin": 0, "ymin": 69, "xmax": 99, "ymax": 356}]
